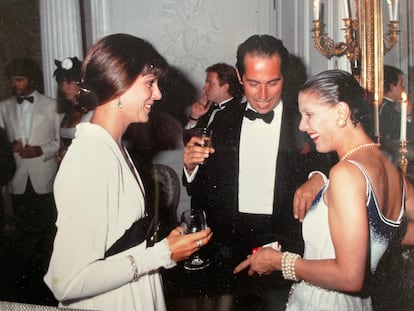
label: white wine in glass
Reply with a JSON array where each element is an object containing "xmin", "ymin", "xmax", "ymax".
[
  {"xmin": 181, "ymin": 208, "xmax": 210, "ymax": 270},
  {"xmin": 194, "ymin": 128, "xmax": 213, "ymax": 164}
]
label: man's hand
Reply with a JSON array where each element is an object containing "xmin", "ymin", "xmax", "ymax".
[
  {"xmin": 12, "ymin": 140, "xmax": 24, "ymax": 153},
  {"xmin": 55, "ymin": 147, "xmax": 67, "ymax": 163},
  {"xmin": 293, "ymin": 173, "xmax": 325, "ymax": 222},
  {"xmin": 14, "ymin": 142, "xmax": 43, "ymax": 159},
  {"xmin": 183, "ymin": 136, "xmax": 215, "ymax": 174},
  {"xmin": 189, "ymin": 93, "xmax": 211, "ymax": 121}
]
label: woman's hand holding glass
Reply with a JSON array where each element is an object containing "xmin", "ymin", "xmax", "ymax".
[
  {"xmin": 180, "ymin": 209, "xmax": 211, "ymax": 270},
  {"xmin": 166, "ymin": 224, "xmax": 212, "ymax": 263}
]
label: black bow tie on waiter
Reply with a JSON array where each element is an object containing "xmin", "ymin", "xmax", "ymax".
[
  {"xmin": 211, "ymin": 102, "xmax": 227, "ymax": 110},
  {"xmin": 244, "ymin": 108, "xmax": 274, "ymax": 124},
  {"xmin": 16, "ymin": 96, "xmax": 34, "ymax": 104}
]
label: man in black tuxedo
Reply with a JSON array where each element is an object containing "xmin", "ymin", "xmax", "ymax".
[
  {"xmin": 179, "ymin": 35, "xmax": 331, "ymax": 310},
  {"xmin": 185, "ymin": 62, "xmax": 243, "ymax": 131},
  {"xmin": 380, "ymin": 65, "xmax": 413, "ymax": 164}
]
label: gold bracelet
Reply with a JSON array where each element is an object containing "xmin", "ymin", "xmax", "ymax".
[
  {"xmin": 127, "ymin": 255, "xmax": 139, "ymax": 282},
  {"xmin": 281, "ymin": 251, "xmax": 300, "ymax": 281}
]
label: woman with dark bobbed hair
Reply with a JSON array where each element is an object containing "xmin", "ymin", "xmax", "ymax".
[
  {"xmin": 45, "ymin": 33, "xmax": 212, "ymax": 311},
  {"xmin": 235, "ymin": 70, "xmax": 414, "ymax": 310}
]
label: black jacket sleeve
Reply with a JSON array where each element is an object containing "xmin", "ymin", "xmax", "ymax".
[{"xmin": 0, "ymin": 127, "xmax": 15, "ymax": 186}]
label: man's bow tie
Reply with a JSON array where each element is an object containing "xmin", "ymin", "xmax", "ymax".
[
  {"xmin": 244, "ymin": 108, "xmax": 274, "ymax": 124},
  {"xmin": 212, "ymin": 102, "xmax": 226, "ymax": 110},
  {"xmin": 16, "ymin": 96, "xmax": 34, "ymax": 104}
]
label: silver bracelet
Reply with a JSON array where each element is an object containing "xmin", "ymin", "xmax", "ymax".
[
  {"xmin": 281, "ymin": 251, "xmax": 300, "ymax": 281},
  {"xmin": 127, "ymin": 255, "xmax": 139, "ymax": 282}
]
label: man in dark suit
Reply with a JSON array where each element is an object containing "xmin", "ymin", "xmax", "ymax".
[
  {"xmin": 380, "ymin": 65, "xmax": 412, "ymax": 140},
  {"xmin": 185, "ymin": 62, "xmax": 243, "ymax": 131},
  {"xmin": 380, "ymin": 65, "xmax": 413, "ymax": 164},
  {"xmin": 180, "ymin": 35, "xmax": 331, "ymax": 310}
]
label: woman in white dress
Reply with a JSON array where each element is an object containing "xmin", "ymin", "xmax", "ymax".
[
  {"xmin": 53, "ymin": 56, "xmax": 93, "ymax": 163},
  {"xmin": 44, "ymin": 33, "xmax": 212, "ymax": 311},
  {"xmin": 234, "ymin": 70, "xmax": 414, "ymax": 310}
]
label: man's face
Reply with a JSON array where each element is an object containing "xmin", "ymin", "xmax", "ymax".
[
  {"xmin": 203, "ymin": 71, "xmax": 228, "ymax": 103},
  {"xmin": 238, "ymin": 53, "xmax": 284, "ymax": 114},
  {"xmin": 390, "ymin": 74, "xmax": 406, "ymax": 102},
  {"xmin": 10, "ymin": 76, "xmax": 33, "ymax": 97}
]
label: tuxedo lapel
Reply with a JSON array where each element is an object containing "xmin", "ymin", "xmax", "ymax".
[
  {"xmin": 274, "ymin": 100, "xmax": 304, "ymax": 218},
  {"xmin": 29, "ymin": 92, "xmax": 43, "ymax": 142}
]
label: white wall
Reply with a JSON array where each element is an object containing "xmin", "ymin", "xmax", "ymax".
[
  {"xmin": 84, "ymin": 0, "xmax": 351, "ymax": 88},
  {"xmin": 41, "ymin": 0, "xmax": 412, "ymax": 98},
  {"xmin": 87, "ymin": 0, "xmax": 275, "ymax": 92}
]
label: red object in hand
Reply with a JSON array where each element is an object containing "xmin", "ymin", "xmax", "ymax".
[
  {"xmin": 251, "ymin": 241, "xmax": 282, "ymax": 255},
  {"xmin": 251, "ymin": 247, "xmax": 262, "ymax": 254}
]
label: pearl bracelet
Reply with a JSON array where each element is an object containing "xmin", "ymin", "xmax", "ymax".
[
  {"xmin": 281, "ymin": 251, "xmax": 300, "ymax": 281},
  {"xmin": 127, "ymin": 255, "xmax": 139, "ymax": 282}
]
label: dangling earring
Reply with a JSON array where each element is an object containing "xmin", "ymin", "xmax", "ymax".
[
  {"xmin": 117, "ymin": 97, "xmax": 123, "ymax": 109},
  {"xmin": 336, "ymin": 118, "xmax": 346, "ymax": 128}
]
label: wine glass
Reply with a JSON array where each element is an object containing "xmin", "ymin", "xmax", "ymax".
[
  {"xmin": 194, "ymin": 128, "xmax": 213, "ymax": 164},
  {"xmin": 181, "ymin": 208, "xmax": 210, "ymax": 270}
]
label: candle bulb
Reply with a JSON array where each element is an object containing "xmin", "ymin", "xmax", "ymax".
[
  {"xmin": 387, "ymin": 0, "xmax": 393, "ymax": 20},
  {"xmin": 393, "ymin": 0, "xmax": 399, "ymax": 21},
  {"xmin": 313, "ymin": 0, "xmax": 320, "ymax": 20},
  {"xmin": 374, "ymin": 94, "xmax": 380, "ymax": 137},
  {"xmin": 343, "ymin": 0, "xmax": 350, "ymax": 18},
  {"xmin": 400, "ymin": 91, "xmax": 407, "ymax": 141}
]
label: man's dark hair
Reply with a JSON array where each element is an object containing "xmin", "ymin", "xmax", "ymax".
[
  {"xmin": 236, "ymin": 34, "xmax": 290, "ymax": 78},
  {"xmin": 384, "ymin": 65, "xmax": 403, "ymax": 93},
  {"xmin": 206, "ymin": 63, "xmax": 242, "ymax": 100},
  {"xmin": 5, "ymin": 57, "xmax": 41, "ymax": 82}
]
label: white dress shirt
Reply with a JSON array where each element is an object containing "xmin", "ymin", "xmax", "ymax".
[
  {"xmin": 238, "ymin": 101, "xmax": 283, "ymax": 214},
  {"xmin": 16, "ymin": 92, "xmax": 35, "ymax": 145}
]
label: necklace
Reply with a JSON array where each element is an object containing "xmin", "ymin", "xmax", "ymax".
[{"xmin": 341, "ymin": 143, "xmax": 380, "ymax": 161}]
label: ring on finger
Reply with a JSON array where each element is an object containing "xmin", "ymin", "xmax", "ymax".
[{"xmin": 196, "ymin": 239, "xmax": 202, "ymax": 247}]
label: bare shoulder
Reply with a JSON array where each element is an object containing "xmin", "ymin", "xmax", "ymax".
[
  {"xmin": 328, "ymin": 160, "xmax": 365, "ymax": 184},
  {"xmin": 327, "ymin": 161, "xmax": 367, "ymax": 199}
]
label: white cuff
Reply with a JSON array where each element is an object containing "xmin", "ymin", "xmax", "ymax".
[
  {"xmin": 308, "ymin": 171, "xmax": 328, "ymax": 184},
  {"xmin": 134, "ymin": 238, "xmax": 176, "ymax": 274},
  {"xmin": 184, "ymin": 165, "xmax": 199, "ymax": 183}
]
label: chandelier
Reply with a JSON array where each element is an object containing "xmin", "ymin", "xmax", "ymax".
[{"xmin": 311, "ymin": 0, "xmax": 399, "ymax": 78}]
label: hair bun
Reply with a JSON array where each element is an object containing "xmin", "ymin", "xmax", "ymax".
[{"xmin": 77, "ymin": 81, "xmax": 99, "ymax": 112}]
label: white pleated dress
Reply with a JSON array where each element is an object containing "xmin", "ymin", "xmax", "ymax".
[{"xmin": 286, "ymin": 161, "xmax": 404, "ymax": 311}]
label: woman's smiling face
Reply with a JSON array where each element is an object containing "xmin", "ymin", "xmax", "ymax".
[
  {"xmin": 298, "ymin": 91, "xmax": 338, "ymax": 153},
  {"xmin": 121, "ymin": 73, "xmax": 162, "ymax": 124}
]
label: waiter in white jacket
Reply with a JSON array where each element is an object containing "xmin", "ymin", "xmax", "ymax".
[{"xmin": 0, "ymin": 58, "xmax": 60, "ymax": 305}]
